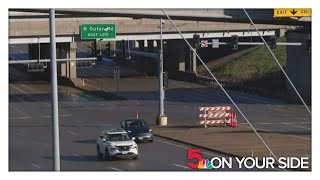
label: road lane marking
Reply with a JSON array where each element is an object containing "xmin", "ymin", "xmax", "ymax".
[
  {"xmin": 173, "ymin": 163, "xmax": 190, "ymax": 169},
  {"xmin": 9, "ymin": 104, "xmax": 30, "ymax": 117},
  {"xmin": 19, "ymin": 83, "xmax": 41, "ymax": 93},
  {"xmin": 291, "ymin": 117, "xmax": 310, "ymax": 121},
  {"xmin": 67, "ymin": 130, "xmax": 79, "ymax": 136},
  {"xmin": 110, "ymin": 167, "xmax": 122, "ymax": 171},
  {"xmin": 284, "ymin": 121, "xmax": 308, "ymax": 125},
  {"xmin": 10, "ymin": 116, "xmax": 31, "ymax": 120},
  {"xmin": 31, "ymin": 163, "xmax": 40, "ymax": 169},
  {"xmin": 287, "ymin": 124, "xmax": 311, "ymax": 130},
  {"xmin": 251, "ymin": 126, "xmax": 311, "ymax": 140},
  {"xmin": 42, "ymin": 114, "xmax": 72, "ymax": 118},
  {"xmin": 9, "ymin": 84, "xmax": 29, "ymax": 95},
  {"xmin": 239, "ymin": 122, "xmax": 311, "ymax": 125},
  {"xmin": 73, "ymin": 154, "xmax": 82, "ymax": 158},
  {"xmin": 15, "ymin": 131, "xmax": 25, "ymax": 136}
]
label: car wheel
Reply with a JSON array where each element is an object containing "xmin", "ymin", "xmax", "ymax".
[
  {"xmin": 148, "ymin": 139, "xmax": 153, "ymax": 143},
  {"xmin": 104, "ymin": 148, "xmax": 112, "ymax": 161},
  {"xmin": 97, "ymin": 146, "xmax": 103, "ymax": 160}
]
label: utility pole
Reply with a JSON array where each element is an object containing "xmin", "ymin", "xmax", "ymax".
[
  {"xmin": 156, "ymin": 18, "xmax": 167, "ymax": 126},
  {"xmin": 49, "ymin": 8, "xmax": 60, "ymax": 171}
]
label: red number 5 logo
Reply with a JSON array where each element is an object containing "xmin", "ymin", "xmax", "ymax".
[{"xmin": 187, "ymin": 148, "xmax": 203, "ymax": 169}]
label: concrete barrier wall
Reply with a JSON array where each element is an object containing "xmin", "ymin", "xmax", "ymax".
[{"xmin": 286, "ymin": 30, "xmax": 311, "ymax": 104}]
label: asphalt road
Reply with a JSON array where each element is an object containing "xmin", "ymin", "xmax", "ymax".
[
  {"xmin": 10, "ymin": 71, "xmax": 270, "ymax": 171},
  {"xmin": 9, "ymin": 43, "xmax": 311, "ymax": 171}
]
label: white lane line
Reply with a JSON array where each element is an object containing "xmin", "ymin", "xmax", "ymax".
[
  {"xmin": 239, "ymin": 122, "xmax": 311, "ymax": 125},
  {"xmin": 287, "ymin": 124, "xmax": 311, "ymax": 130},
  {"xmin": 73, "ymin": 154, "xmax": 82, "ymax": 158},
  {"xmin": 19, "ymin": 83, "xmax": 41, "ymax": 93},
  {"xmin": 259, "ymin": 122, "xmax": 274, "ymax": 125},
  {"xmin": 291, "ymin": 117, "xmax": 310, "ymax": 121},
  {"xmin": 67, "ymin": 130, "xmax": 79, "ymax": 136},
  {"xmin": 31, "ymin": 163, "xmax": 40, "ymax": 169},
  {"xmin": 252, "ymin": 127, "xmax": 311, "ymax": 140},
  {"xmin": 10, "ymin": 116, "xmax": 31, "ymax": 120},
  {"xmin": 42, "ymin": 114, "xmax": 72, "ymax": 118},
  {"xmin": 110, "ymin": 167, "xmax": 122, "ymax": 171},
  {"xmin": 173, "ymin": 163, "xmax": 190, "ymax": 169},
  {"xmin": 9, "ymin": 104, "xmax": 30, "ymax": 117},
  {"xmin": 60, "ymin": 114, "xmax": 72, "ymax": 117},
  {"xmin": 15, "ymin": 131, "xmax": 25, "ymax": 136},
  {"xmin": 281, "ymin": 122, "xmax": 311, "ymax": 125},
  {"xmin": 9, "ymin": 84, "xmax": 29, "ymax": 95}
]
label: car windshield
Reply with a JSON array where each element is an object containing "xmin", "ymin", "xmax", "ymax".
[
  {"xmin": 125, "ymin": 119, "xmax": 147, "ymax": 128},
  {"xmin": 108, "ymin": 133, "xmax": 130, "ymax": 141}
]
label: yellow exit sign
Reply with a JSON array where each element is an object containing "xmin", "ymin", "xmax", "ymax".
[{"xmin": 274, "ymin": 8, "xmax": 312, "ymax": 17}]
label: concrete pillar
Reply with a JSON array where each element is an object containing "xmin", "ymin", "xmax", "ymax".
[
  {"xmin": 285, "ymin": 30, "xmax": 311, "ymax": 104},
  {"xmin": 165, "ymin": 40, "xmax": 187, "ymax": 73},
  {"xmin": 69, "ymin": 42, "xmax": 77, "ymax": 79},
  {"xmin": 192, "ymin": 48, "xmax": 197, "ymax": 74},
  {"xmin": 57, "ymin": 43, "xmax": 68, "ymax": 77}
]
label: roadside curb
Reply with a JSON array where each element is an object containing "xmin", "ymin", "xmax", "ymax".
[
  {"xmin": 153, "ymin": 133, "xmax": 240, "ymax": 158},
  {"xmin": 153, "ymin": 132, "xmax": 308, "ymax": 171}
]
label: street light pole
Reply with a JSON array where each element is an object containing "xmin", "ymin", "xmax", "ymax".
[
  {"xmin": 49, "ymin": 8, "xmax": 61, "ymax": 171},
  {"xmin": 159, "ymin": 18, "xmax": 164, "ymax": 117},
  {"xmin": 156, "ymin": 18, "xmax": 167, "ymax": 126}
]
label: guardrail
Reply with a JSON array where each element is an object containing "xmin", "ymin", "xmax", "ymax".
[{"xmin": 8, "ymin": 57, "xmax": 97, "ymax": 64}]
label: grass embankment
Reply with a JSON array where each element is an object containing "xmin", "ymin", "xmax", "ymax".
[{"xmin": 214, "ymin": 37, "xmax": 287, "ymax": 96}]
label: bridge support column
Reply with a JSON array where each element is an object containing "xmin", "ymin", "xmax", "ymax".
[
  {"xmin": 164, "ymin": 40, "xmax": 188, "ymax": 73},
  {"xmin": 56, "ymin": 43, "xmax": 68, "ymax": 77},
  {"xmin": 191, "ymin": 48, "xmax": 197, "ymax": 74},
  {"xmin": 56, "ymin": 42, "xmax": 77, "ymax": 79},
  {"xmin": 69, "ymin": 42, "xmax": 77, "ymax": 79},
  {"xmin": 285, "ymin": 30, "xmax": 311, "ymax": 104}
]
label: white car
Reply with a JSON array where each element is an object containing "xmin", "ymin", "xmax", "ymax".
[{"xmin": 96, "ymin": 128, "xmax": 138, "ymax": 160}]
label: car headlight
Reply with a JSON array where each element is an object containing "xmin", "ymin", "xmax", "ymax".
[
  {"xmin": 127, "ymin": 130, "xmax": 131, "ymax": 133},
  {"xmin": 149, "ymin": 129, "xmax": 152, "ymax": 132},
  {"xmin": 110, "ymin": 147, "xmax": 117, "ymax": 152},
  {"xmin": 132, "ymin": 144, "xmax": 138, "ymax": 150}
]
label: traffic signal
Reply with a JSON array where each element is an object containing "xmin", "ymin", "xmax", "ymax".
[
  {"xmin": 121, "ymin": 39, "xmax": 125, "ymax": 58},
  {"xmin": 193, "ymin": 34, "xmax": 200, "ymax": 49},
  {"xmin": 163, "ymin": 71, "xmax": 168, "ymax": 89},
  {"xmin": 91, "ymin": 41, "xmax": 97, "ymax": 56},
  {"xmin": 268, "ymin": 36, "xmax": 277, "ymax": 49},
  {"xmin": 230, "ymin": 35, "xmax": 238, "ymax": 50},
  {"xmin": 106, "ymin": 42, "xmax": 111, "ymax": 55}
]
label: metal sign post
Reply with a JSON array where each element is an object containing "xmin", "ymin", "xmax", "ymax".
[
  {"xmin": 49, "ymin": 8, "xmax": 60, "ymax": 171},
  {"xmin": 114, "ymin": 66, "xmax": 120, "ymax": 94}
]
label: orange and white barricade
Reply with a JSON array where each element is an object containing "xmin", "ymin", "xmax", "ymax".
[{"xmin": 199, "ymin": 106, "xmax": 238, "ymax": 128}]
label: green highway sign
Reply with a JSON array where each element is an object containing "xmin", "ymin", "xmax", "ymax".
[{"xmin": 81, "ymin": 24, "xmax": 116, "ymax": 39}]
